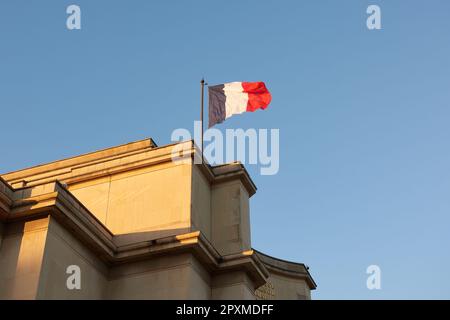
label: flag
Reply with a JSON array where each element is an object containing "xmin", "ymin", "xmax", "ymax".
[{"xmin": 208, "ymin": 82, "xmax": 272, "ymax": 128}]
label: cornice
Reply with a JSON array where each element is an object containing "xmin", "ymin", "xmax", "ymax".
[
  {"xmin": 0, "ymin": 177, "xmax": 13, "ymax": 217},
  {"xmin": 2, "ymin": 138, "xmax": 156, "ymax": 184},
  {"xmin": 2, "ymin": 180, "xmax": 266, "ymax": 287},
  {"xmin": 1, "ymin": 140, "xmax": 257, "ymax": 198},
  {"xmin": 254, "ymin": 249, "xmax": 317, "ymax": 290}
]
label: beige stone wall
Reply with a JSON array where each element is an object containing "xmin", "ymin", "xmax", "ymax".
[
  {"xmin": 106, "ymin": 253, "xmax": 210, "ymax": 299},
  {"xmin": 191, "ymin": 165, "xmax": 212, "ymax": 240},
  {"xmin": 187, "ymin": 257, "xmax": 212, "ymax": 299},
  {"xmin": 0, "ymin": 217, "xmax": 214, "ymax": 300},
  {"xmin": 211, "ymin": 181, "xmax": 251, "ymax": 256},
  {"xmin": 212, "ymin": 271, "xmax": 256, "ymax": 300},
  {"xmin": 68, "ymin": 177, "xmax": 110, "ymax": 223},
  {"xmin": 259, "ymin": 274, "xmax": 311, "ymax": 300},
  {"xmin": 0, "ymin": 217, "xmax": 49, "ymax": 299},
  {"xmin": 69, "ymin": 162, "xmax": 192, "ymax": 236},
  {"xmin": 0, "ymin": 222, "xmax": 4, "ymax": 250},
  {"xmin": 36, "ymin": 217, "xmax": 108, "ymax": 299}
]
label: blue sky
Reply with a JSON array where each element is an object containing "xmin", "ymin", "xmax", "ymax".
[{"xmin": 1, "ymin": 1, "xmax": 449, "ymax": 299}]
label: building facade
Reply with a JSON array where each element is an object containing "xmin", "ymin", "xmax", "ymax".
[{"xmin": 0, "ymin": 139, "xmax": 316, "ymax": 299}]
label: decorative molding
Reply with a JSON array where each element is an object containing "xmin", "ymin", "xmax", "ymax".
[
  {"xmin": 1, "ymin": 140, "xmax": 257, "ymax": 197},
  {"xmin": 2, "ymin": 180, "xmax": 267, "ymax": 288},
  {"xmin": 254, "ymin": 249, "xmax": 317, "ymax": 289}
]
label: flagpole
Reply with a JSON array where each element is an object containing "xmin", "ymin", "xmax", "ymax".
[{"xmin": 200, "ymin": 78, "xmax": 205, "ymax": 163}]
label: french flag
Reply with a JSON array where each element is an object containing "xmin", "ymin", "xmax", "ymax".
[{"xmin": 208, "ymin": 82, "xmax": 272, "ymax": 128}]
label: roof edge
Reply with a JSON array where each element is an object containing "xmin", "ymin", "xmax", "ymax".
[
  {"xmin": 253, "ymin": 249, "xmax": 317, "ymax": 290},
  {"xmin": 2, "ymin": 138, "xmax": 157, "ymax": 182}
]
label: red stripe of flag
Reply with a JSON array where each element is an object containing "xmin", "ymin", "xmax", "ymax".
[{"xmin": 242, "ymin": 82, "xmax": 272, "ymax": 112}]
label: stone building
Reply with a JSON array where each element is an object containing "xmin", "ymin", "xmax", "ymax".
[{"xmin": 0, "ymin": 138, "xmax": 316, "ymax": 299}]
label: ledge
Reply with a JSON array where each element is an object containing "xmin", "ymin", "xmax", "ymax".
[
  {"xmin": 1, "ymin": 180, "xmax": 267, "ymax": 288},
  {"xmin": 2, "ymin": 138, "xmax": 156, "ymax": 187},
  {"xmin": 0, "ymin": 177, "xmax": 13, "ymax": 216},
  {"xmin": 254, "ymin": 249, "xmax": 317, "ymax": 290},
  {"xmin": 1, "ymin": 139, "xmax": 257, "ymax": 197}
]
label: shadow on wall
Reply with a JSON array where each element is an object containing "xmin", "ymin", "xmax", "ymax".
[
  {"xmin": 0, "ymin": 214, "xmax": 199, "ymax": 300},
  {"xmin": 112, "ymin": 227, "xmax": 193, "ymax": 247},
  {"xmin": 0, "ymin": 217, "xmax": 48, "ymax": 299}
]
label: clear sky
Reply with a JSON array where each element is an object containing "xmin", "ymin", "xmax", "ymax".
[{"xmin": 1, "ymin": 1, "xmax": 449, "ymax": 299}]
